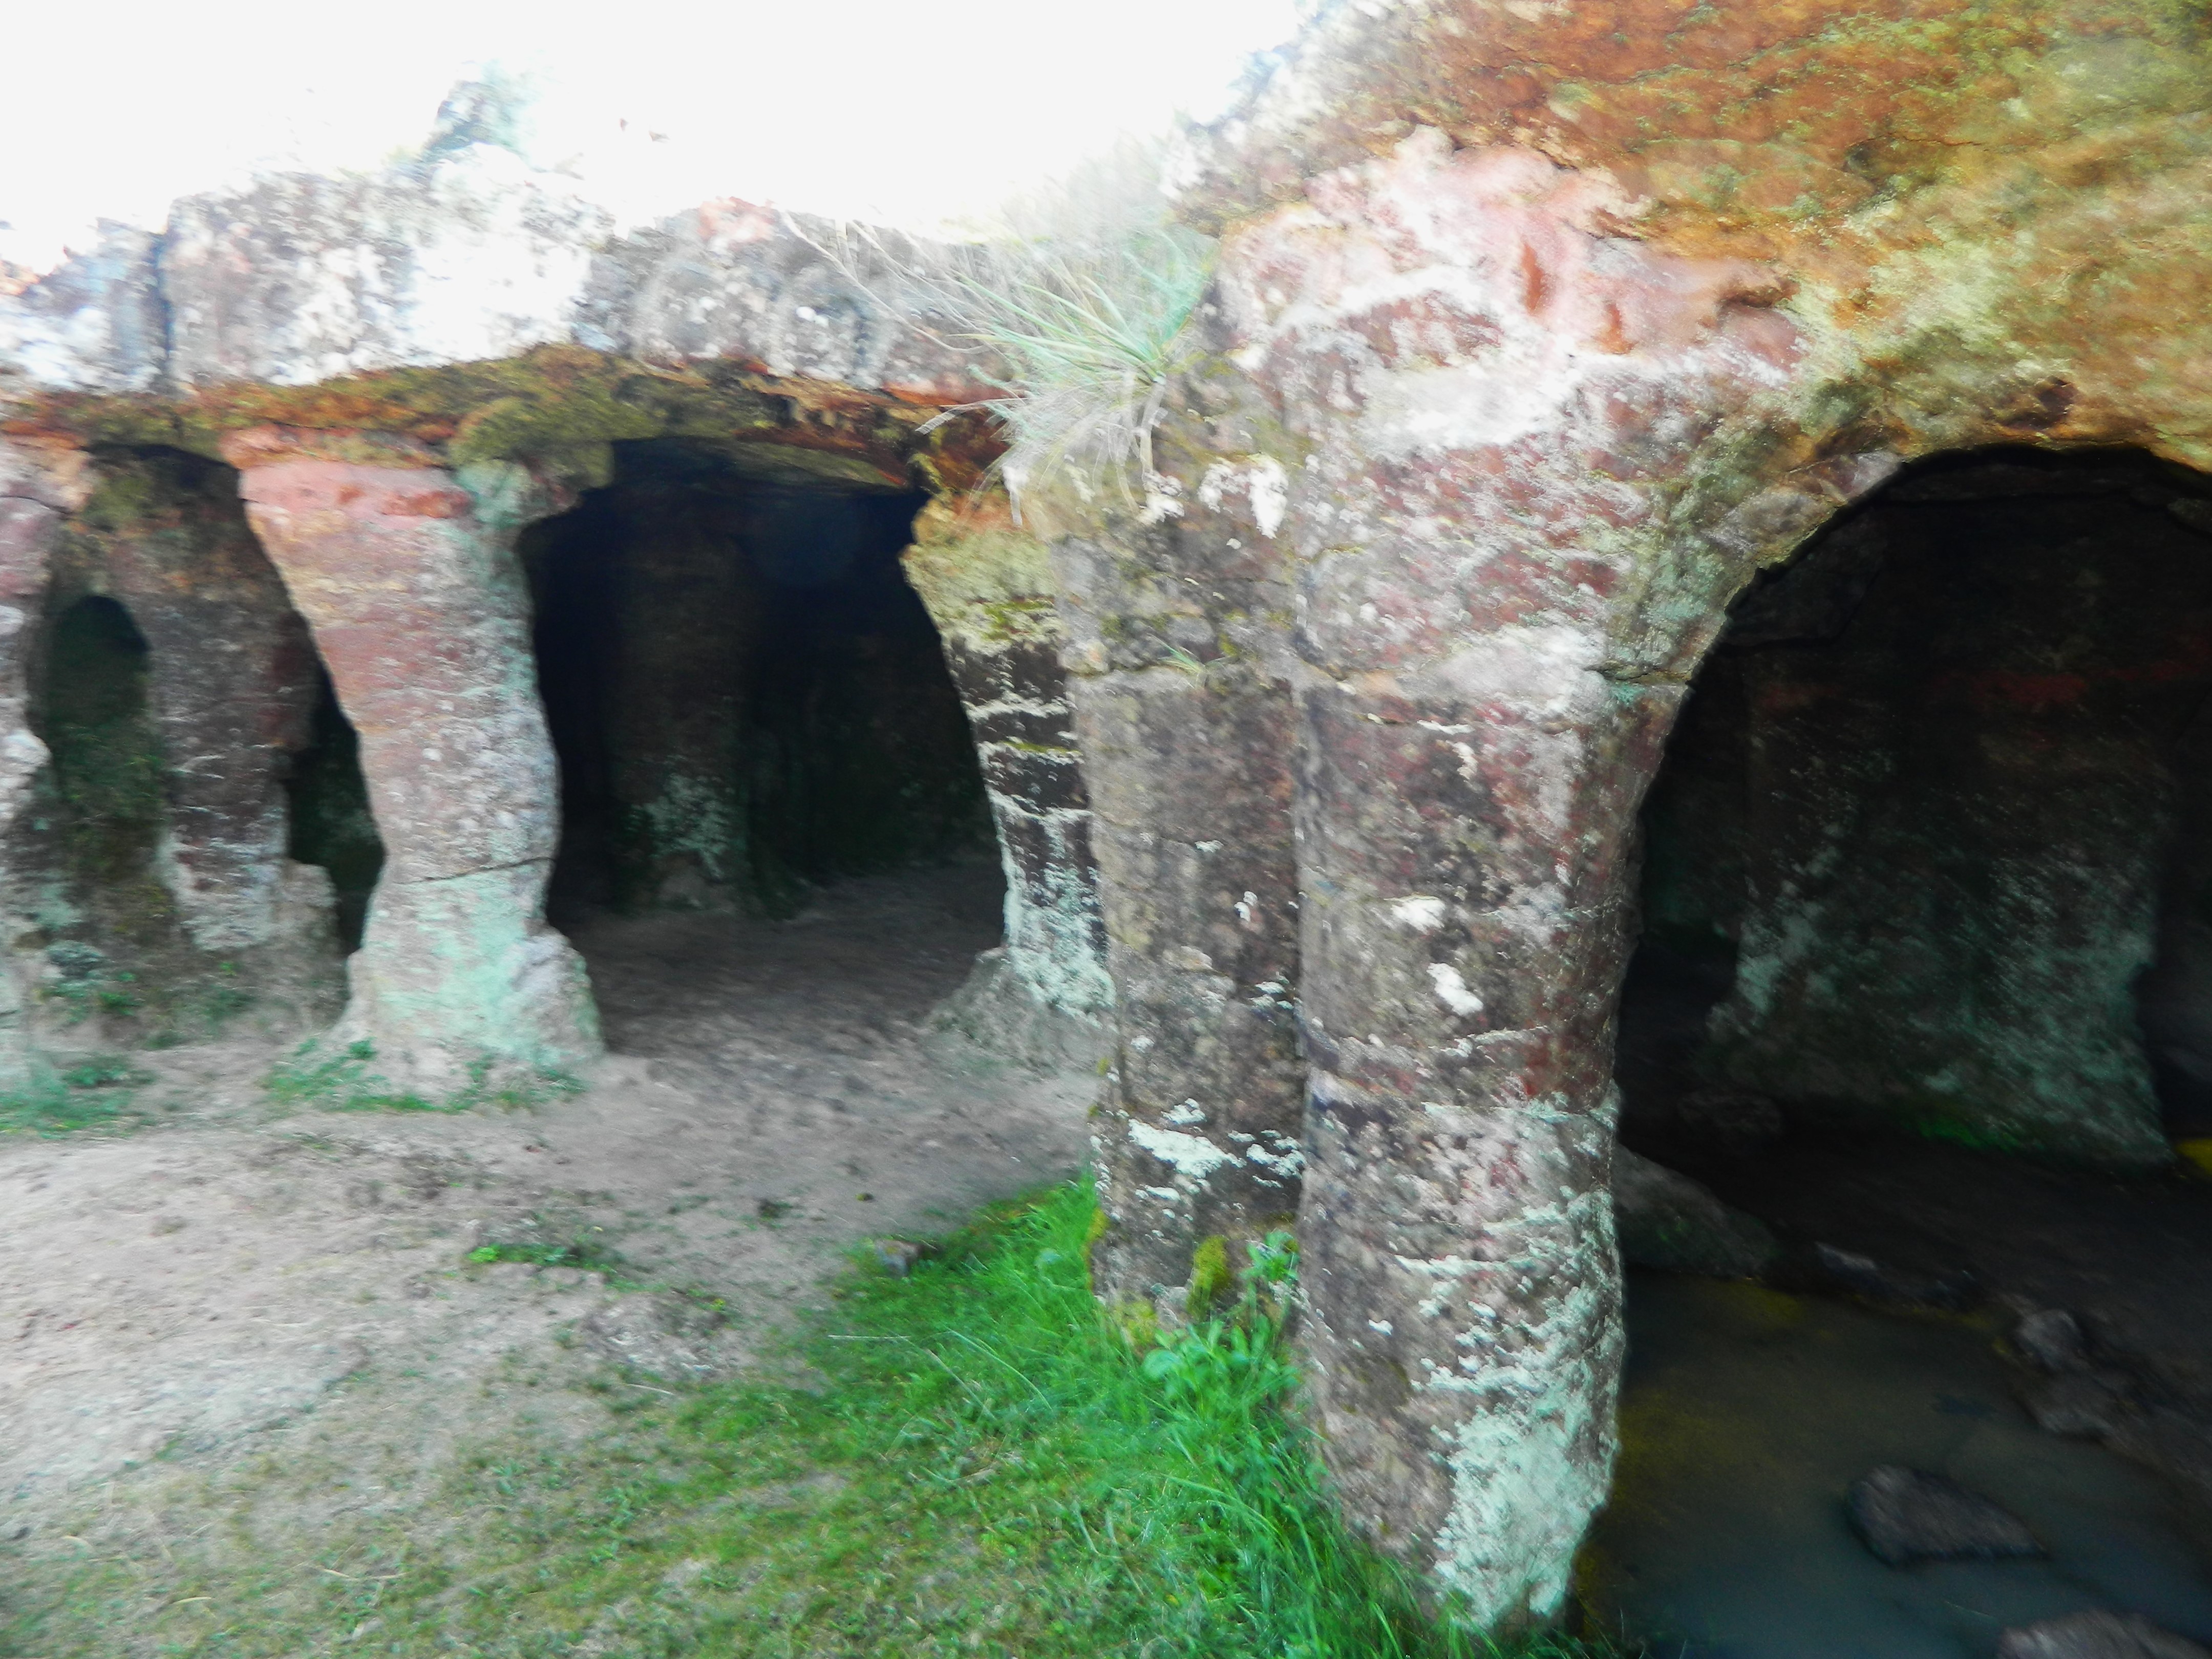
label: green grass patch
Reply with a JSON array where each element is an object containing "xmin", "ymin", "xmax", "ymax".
[
  {"xmin": 265, "ymin": 1039, "xmax": 438, "ymax": 1113},
  {"xmin": 0, "ymin": 1058, "xmax": 151, "ymax": 1137},
  {"xmin": 59, "ymin": 1053, "xmax": 156, "ymax": 1090},
  {"xmin": 264, "ymin": 1041, "xmax": 584, "ymax": 1115},
  {"xmin": 0, "ymin": 1180, "xmax": 1618, "ymax": 1656},
  {"xmin": 466, "ymin": 1235, "xmax": 627, "ymax": 1275}
]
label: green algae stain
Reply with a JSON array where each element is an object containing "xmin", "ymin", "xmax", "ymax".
[{"xmin": 1187, "ymin": 1233, "xmax": 1233, "ymax": 1319}]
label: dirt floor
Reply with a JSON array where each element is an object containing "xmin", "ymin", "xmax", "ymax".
[{"xmin": 0, "ymin": 865, "xmax": 1096, "ymax": 1562}]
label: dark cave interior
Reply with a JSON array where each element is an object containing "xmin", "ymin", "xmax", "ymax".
[
  {"xmin": 1596, "ymin": 446, "xmax": 2212, "ymax": 1658},
  {"xmin": 521, "ymin": 441, "xmax": 998, "ymax": 930},
  {"xmin": 1620, "ymin": 446, "xmax": 2212, "ymax": 1165}
]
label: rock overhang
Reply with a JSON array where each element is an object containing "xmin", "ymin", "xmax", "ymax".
[{"xmin": 1, "ymin": 143, "xmax": 1008, "ymax": 496}]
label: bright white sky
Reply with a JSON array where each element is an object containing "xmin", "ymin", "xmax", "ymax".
[{"xmin": 2, "ymin": 0, "xmax": 1304, "ymax": 272}]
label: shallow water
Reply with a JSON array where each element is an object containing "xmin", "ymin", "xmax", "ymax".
[{"xmin": 1582, "ymin": 1272, "xmax": 2212, "ymax": 1658}]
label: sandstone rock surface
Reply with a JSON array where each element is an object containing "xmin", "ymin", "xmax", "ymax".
[
  {"xmin": 1611, "ymin": 1146, "xmax": 1779, "ymax": 1280},
  {"xmin": 232, "ymin": 443, "xmax": 598, "ymax": 1090}
]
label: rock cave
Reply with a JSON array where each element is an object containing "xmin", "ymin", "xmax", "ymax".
[
  {"xmin": 520, "ymin": 441, "xmax": 1010, "ymax": 1038},
  {"xmin": 1595, "ymin": 449, "xmax": 2212, "ymax": 1652},
  {"xmin": 9, "ymin": 1, "xmax": 2212, "ymax": 1651},
  {"xmin": 1622, "ymin": 446, "xmax": 2212, "ymax": 1168}
]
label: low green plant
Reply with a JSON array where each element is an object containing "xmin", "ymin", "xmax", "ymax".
[
  {"xmin": 264, "ymin": 1043, "xmax": 582, "ymax": 1115},
  {"xmin": 938, "ymin": 211, "xmax": 1214, "ymax": 521},
  {"xmin": 263, "ymin": 1039, "xmax": 437, "ymax": 1113},
  {"xmin": 60, "ymin": 1053, "xmax": 154, "ymax": 1089},
  {"xmin": 1186, "ymin": 1230, "xmax": 1235, "ymax": 1318},
  {"xmin": 0, "ymin": 1067, "xmax": 143, "ymax": 1137},
  {"xmin": 47, "ymin": 960, "xmax": 141, "ymax": 1025},
  {"xmin": 451, "ymin": 1054, "xmax": 585, "ymax": 1112},
  {"xmin": 466, "ymin": 1234, "xmax": 624, "ymax": 1274}
]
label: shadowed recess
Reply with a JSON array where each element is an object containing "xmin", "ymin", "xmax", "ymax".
[
  {"xmin": 524, "ymin": 440, "xmax": 999, "ymax": 926},
  {"xmin": 1596, "ymin": 447, "xmax": 2212, "ymax": 1656},
  {"xmin": 1621, "ymin": 446, "xmax": 2212, "ymax": 1166}
]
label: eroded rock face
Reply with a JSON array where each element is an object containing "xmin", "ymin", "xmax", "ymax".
[
  {"xmin": 1185, "ymin": 132, "xmax": 1816, "ymax": 1628},
  {"xmin": 230, "ymin": 440, "xmax": 599, "ymax": 1091},
  {"xmin": 164, "ymin": 152, "xmax": 610, "ymax": 390},
  {"xmin": 0, "ymin": 225, "xmax": 164, "ymax": 396},
  {"xmin": 1636, "ymin": 456, "xmax": 2212, "ymax": 1166},
  {"xmin": 903, "ymin": 495, "xmax": 1111, "ymax": 1030},
  {"xmin": 5, "ymin": 146, "xmax": 992, "ymax": 406},
  {"xmin": 0, "ymin": 440, "xmax": 69, "ymax": 1081},
  {"xmin": 7, "ymin": 446, "xmax": 345, "ymax": 1044},
  {"xmin": 1131, "ymin": 0, "xmax": 2212, "ymax": 1624},
  {"xmin": 1041, "ymin": 395, "xmax": 1305, "ymax": 1321},
  {"xmin": 63, "ymin": 454, "xmax": 324, "ymax": 946}
]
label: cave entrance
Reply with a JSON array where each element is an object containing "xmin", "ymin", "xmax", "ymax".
[
  {"xmin": 523, "ymin": 441, "xmax": 1003, "ymax": 1056},
  {"xmin": 1589, "ymin": 449, "xmax": 2212, "ymax": 1655}
]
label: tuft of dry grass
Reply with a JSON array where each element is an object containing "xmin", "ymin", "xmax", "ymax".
[{"xmin": 795, "ymin": 141, "xmax": 1216, "ymax": 528}]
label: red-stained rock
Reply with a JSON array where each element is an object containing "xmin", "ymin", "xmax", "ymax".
[
  {"xmin": 232, "ymin": 445, "xmax": 599, "ymax": 1092},
  {"xmin": 1, "ymin": 449, "xmax": 349, "ymax": 1044}
]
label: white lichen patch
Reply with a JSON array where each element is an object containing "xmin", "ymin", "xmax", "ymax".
[
  {"xmin": 1127, "ymin": 1121, "xmax": 1233, "ymax": 1182},
  {"xmin": 1244, "ymin": 1132, "xmax": 1305, "ymax": 1179},
  {"xmin": 1196, "ymin": 455, "xmax": 1292, "ymax": 538},
  {"xmin": 1427, "ymin": 963, "xmax": 1485, "ymax": 1017},
  {"xmin": 1392, "ymin": 895, "xmax": 1449, "ymax": 931}
]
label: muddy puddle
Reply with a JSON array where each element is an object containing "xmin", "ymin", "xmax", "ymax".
[{"xmin": 1583, "ymin": 1272, "xmax": 2212, "ymax": 1657}]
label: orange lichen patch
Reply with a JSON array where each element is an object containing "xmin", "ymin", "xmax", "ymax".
[{"xmin": 1192, "ymin": 0, "xmax": 2212, "ymax": 281}]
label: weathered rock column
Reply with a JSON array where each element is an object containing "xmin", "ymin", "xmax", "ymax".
[
  {"xmin": 903, "ymin": 494, "xmax": 1111, "ymax": 1058},
  {"xmin": 0, "ymin": 440, "xmax": 71, "ymax": 1084},
  {"xmin": 70, "ymin": 450, "xmax": 338, "ymax": 1007},
  {"xmin": 1047, "ymin": 409, "xmax": 1306, "ymax": 1319},
  {"xmin": 230, "ymin": 436, "xmax": 599, "ymax": 1091},
  {"xmin": 1213, "ymin": 134, "xmax": 1820, "ymax": 1627}
]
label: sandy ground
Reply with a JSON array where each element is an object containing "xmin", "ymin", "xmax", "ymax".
[{"xmin": 0, "ymin": 865, "xmax": 1096, "ymax": 1535}]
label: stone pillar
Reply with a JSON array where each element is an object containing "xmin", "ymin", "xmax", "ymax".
[
  {"xmin": 1208, "ymin": 133, "xmax": 1827, "ymax": 1628},
  {"xmin": 1046, "ymin": 411, "xmax": 1306, "ymax": 1321},
  {"xmin": 0, "ymin": 440, "xmax": 69, "ymax": 1085},
  {"xmin": 230, "ymin": 435, "xmax": 599, "ymax": 1092},
  {"xmin": 903, "ymin": 494, "xmax": 1111, "ymax": 1059},
  {"xmin": 73, "ymin": 450, "xmax": 337, "ymax": 1010},
  {"xmin": 1292, "ymin": 655, "xmax": 1667, "ymax": 1622}
]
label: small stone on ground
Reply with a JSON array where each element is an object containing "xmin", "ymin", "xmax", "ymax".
[
  {"xmin": 2024, "ymin": 1372, "xmax": 2131, "ymax": 1438},
  {"xmin": 1996, "ymin": 1611, "xmax": 2211, "ymax": 1659},
  {"xmin": 1611, "ymin": 1146, "xmax": 1781, "ymax": 1280},
  {"xmin": 2015, "ymin": 1308, "xmax": 2091, "ymax": 1373},
  {"xmin": 1845, "ymin": 1464, "xmax": 2041, "ymax": 1566}
]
